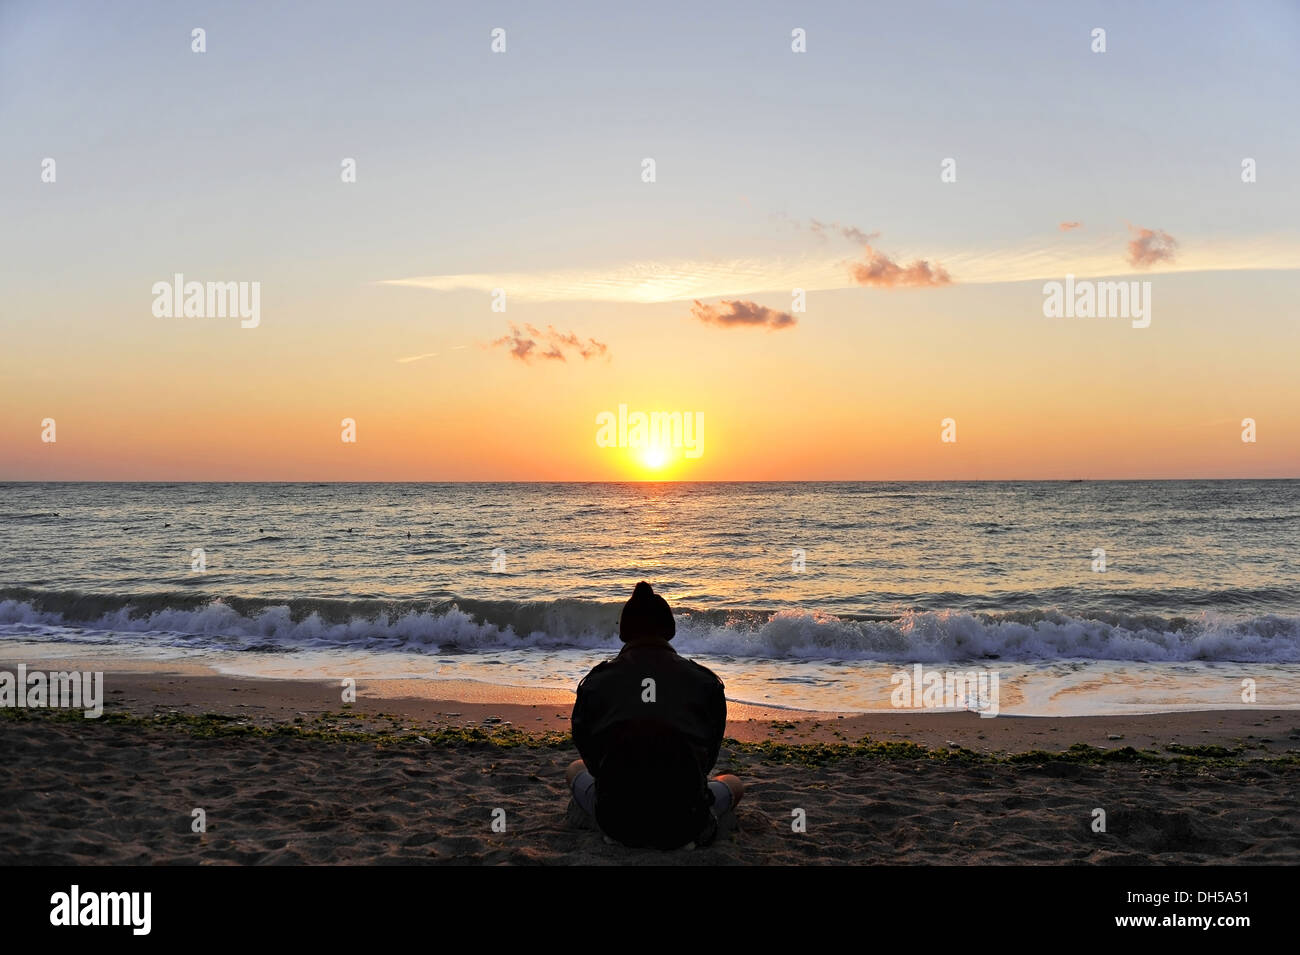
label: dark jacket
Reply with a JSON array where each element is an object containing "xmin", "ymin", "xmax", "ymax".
[{"xmin": 571, "ymin": 641, "xmax": 727, "ymax": 848}]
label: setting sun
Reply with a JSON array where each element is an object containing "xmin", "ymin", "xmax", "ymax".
[{"xmin": 641, "ymin": 446, "xmax": 669, "ymax": 471}]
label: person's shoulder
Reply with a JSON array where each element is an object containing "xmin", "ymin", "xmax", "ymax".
[
  {"xmin": 576, "ymin": 655, "xmax": 619, "ymax": 690},
  {"xmin": 681, "ymin": 654, "xmax": 725, "ymax": 689}
]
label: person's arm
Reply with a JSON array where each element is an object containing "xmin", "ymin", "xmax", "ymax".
[
  {"xmin": 571, "ymin": 671, "xmax": 600, "ymax": 770},
  {"xmin": 705, "ymin": 672, "xmax": 727, "ymax": 771}
]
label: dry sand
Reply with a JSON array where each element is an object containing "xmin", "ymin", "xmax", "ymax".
[{"xmin": 1, "ymin": 667, "xmax": 1297, "ymax": 865}]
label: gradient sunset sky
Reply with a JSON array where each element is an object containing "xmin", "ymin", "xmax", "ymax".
[{"xmin": 2, "ymin": 0, "xmax": 1298, "ymax": 481}]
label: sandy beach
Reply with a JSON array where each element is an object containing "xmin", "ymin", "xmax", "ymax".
[
  {"xmin": 5, "ymin": 0, "xmax": 1300, "ymax": 899},
  {"xmin": 2, "ymin": 665, "xmax": 1296, "ymax": 865}
]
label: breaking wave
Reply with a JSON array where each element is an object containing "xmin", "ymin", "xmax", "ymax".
[{"xmin": 2, "ymin": 587, "xmax": 1298, "ymax": 663}]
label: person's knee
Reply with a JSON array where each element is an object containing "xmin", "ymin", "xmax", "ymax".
[
  {"xmin": 715, "ymin": 773, "xmax": 744, "ymax": 806},
  {"xmin": 565, "ymin": 759, "xmax": 587, "ymax": 787}
]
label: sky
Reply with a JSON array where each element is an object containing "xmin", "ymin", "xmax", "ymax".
[{"xmin": 1, "ymin": 0, "xmax": 1298, "ymax": 480}]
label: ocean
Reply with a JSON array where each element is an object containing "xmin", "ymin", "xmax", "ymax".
[{"xmin": 2, "ymin": 481, "xmax": 1298, "ymax": 716}]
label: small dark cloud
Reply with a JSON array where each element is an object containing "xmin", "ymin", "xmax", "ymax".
[
  {"xmin": 847, "ymin": 246, "xmax": 952, "ymax": 288},
  {"xmin": 1059, "ymin": 221, "xmax": 1083, "ymax": 231},
  {"xmin": 1126, "ymin": 225, "xmax": 1178, "ymax": 268},
  {"xmin": 489, "ymin": 323, "xmax": 610, "ymax": 363},
  {"xmin": 691, "ymin": 299, "xmax": 796, "ymax": 330},
  {"xmin": 802, "ymin": 219, "xmax": 952, "ymax": 287},
  {"xmin": 544, "ymin": 327, "xmax": 608, "ymax": 360}
]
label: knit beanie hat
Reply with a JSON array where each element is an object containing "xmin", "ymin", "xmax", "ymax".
[{"xmin": 619, "ymin": 581, "xmax": 675, "ymax": 642}]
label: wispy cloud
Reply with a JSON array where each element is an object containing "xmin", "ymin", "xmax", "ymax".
[
  {"xmin": 396, "ymin": 351, "xmax": 439, "ymax": 364},
  {"xmin": 1059, "ymin": 221, "xmax": 1083, "ymax": 231},
  {"xmin": 691, "ymin": 299, "xmax": 796, "ymax": 330},
  {"xmin": 382, "ymin": 235, "xmax": 1297, "ymax": 304},
  {"xmin": 488, "ymin": 323, "xmax": 609, "ymax": 364},
  {"xmin": 809, "ymin": 219, "xmax": 879, "ymax": 245},
  {"xmin": 384, "ymin": 259, "xmax": 804, "ymax": 303},
  {"xmin": 1126, "ymin": 225, "xmax": 1178, "ymax": 268}
]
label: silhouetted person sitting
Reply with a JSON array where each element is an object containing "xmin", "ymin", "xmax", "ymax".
[{"xmin": 567, "ymin": 581, "xmax": 743, "ymax": 849}]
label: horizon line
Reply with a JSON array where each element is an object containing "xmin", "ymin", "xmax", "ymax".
[{"xmin": 3, "ymin": 477, "xmax": 1297, "ymax": 485}]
